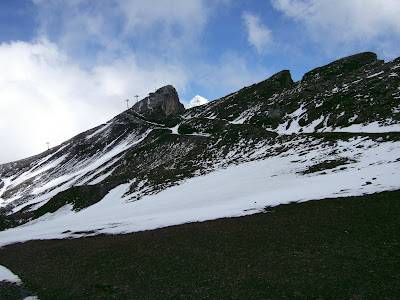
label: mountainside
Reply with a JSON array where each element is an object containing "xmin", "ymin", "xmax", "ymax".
[
  {"xmin": 183, "ymin": 52, "xmax": 400, "ymax": 133},
  {"xmin": 1, "ymin": 51, "xmax": 400, "ymax": 246}
]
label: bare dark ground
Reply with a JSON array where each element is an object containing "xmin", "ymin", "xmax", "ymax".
[
  {"xmin": 0, "ymin": 281, "xmax": 36, "ymax": 300},
  {"xmin": 0, "ymin": 190, "xmax": 399, "ymax": 299}
]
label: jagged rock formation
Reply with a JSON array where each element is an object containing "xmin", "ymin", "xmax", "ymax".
[
  {"xmin": 131, "ymin": 85, "xmax": 185, "ymax": 119},
  {"xmin": 0, "ymin": 52, "xmax": 400, "ymax": 238}
]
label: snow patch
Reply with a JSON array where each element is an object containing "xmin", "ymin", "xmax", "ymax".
[
  {"xmin": 231, "ymin": 104, "xmax": 262, "ymax": 125},
  {"xmin": 86, "ymin": 122, "xmax": 112, "ymax": 140},
  {"xmin": 333, "ymin": 122, "xmax": 400, "ymax": 133},
  {"xmin": 187, "ymin": 132, "xmax": 211, "ymax": 137},
  {"xmin": 0, "ymin": 265, "xmax": 21, "ymax": 283},
  {"xmin": 348, "ymin": 114, "xmax": 358, "ymax": 123},
  {"xmin": 302, "ymin": 115, "xmax": 325, "ymax": 133},
  {"xmin": 367, "ymin": 71, "xmax": 384, "ymax": 78},
  {"xmin": 169, "ymin": 125, "xmax": 180, "ymax": 135},
  {"xmin": 0, "ymin": 265, "xmax": 39, "ymax": 299},
  {"xmin": 88, "ymin": 167, "xmax": 117, "ymax": 185}
]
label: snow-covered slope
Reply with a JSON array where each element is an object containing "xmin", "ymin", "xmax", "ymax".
[
  {"xmin": 1, "ymin": 133, "xmax": 400, "ymax": 246},
  {"xmin": 187, "ymin": 95, "xmax": 208, "ymax": 108},
  {"xmin": 1, "ymin": 51, "xmax": 400, "ymax": 247}
]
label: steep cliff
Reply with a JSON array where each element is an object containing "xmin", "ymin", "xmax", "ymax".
[{"xmin": 131, "ymin": 85, "xmax": 185, "ymax": 119}]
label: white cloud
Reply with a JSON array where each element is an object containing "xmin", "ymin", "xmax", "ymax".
[
  {"xmin": 119, "ymin": 0, "xmax": 210, "ymax": 58},
  {"xmin": 271, "ymin": 0, "xmax": 400, "ymax": 58},
  {"xmin": 32, "ymin": 1, "xmax": 130, "ymax": 61},
  {"xmin": 119, "ymin": 0, "xmax": 207, "ymax": 31},
  {"xmin": 0, "ymin": 0, "xmax": 237, "ymax": 164},
  {"xmin": 242, "ymin": 12, "xmax": 273, "ymax": 54},
  {"xmin": 0, "ymin": 39, "xmax": 189, "ymax": 163},
  {"xmin": 31, "ymin": 0, "xmax": 227, "ymax": 64}
]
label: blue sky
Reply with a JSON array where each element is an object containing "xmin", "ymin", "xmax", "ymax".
[{"xmin": 1, "ymin": 0, "xmax": 400, "ymax": 163}]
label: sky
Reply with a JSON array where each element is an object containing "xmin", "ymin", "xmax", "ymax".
[{"xmin": 0, "ymin": 0, "xmax": 399, "ymax": 164}]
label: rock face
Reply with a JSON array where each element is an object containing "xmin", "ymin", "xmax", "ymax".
[{"xmin": 132, "ymin": 85, "xmax": 185, "ymax": 118}]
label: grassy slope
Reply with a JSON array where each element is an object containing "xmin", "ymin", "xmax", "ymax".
[{"xmin": 0, "ymin": 190, "xmax": 399, "ymax": 300}]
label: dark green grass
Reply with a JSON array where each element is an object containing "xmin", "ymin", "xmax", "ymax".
[{"xmin": 0, "ymin": 190, "xmax": 399, "ymax": 299}]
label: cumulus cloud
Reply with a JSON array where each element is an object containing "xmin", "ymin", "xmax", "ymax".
[
  {"xmin": 0, "ymin": 0, "xmax": 242, "ymax": 163},
  {"xmin": 271, "ymin": 0, "xmax": 400, "ymax": 58},
  {"xmin": 0, "ymin": 0, "xmax": 230, "ymax": 163},
  {"xmin": 0, "ymin": 39, "xmax": 188, "ymax": 163},
  {"xmin": 31, "ymin": 0, "xmax": 228, "ymax": 64},
  {"xmin": 242, "ymin": 12, "xmax": 273, "ymax": 54}
]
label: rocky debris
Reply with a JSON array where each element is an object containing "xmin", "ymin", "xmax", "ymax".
[{"xmin": 132, "ymin": 85, "xmax": 185, "ymax": 118}]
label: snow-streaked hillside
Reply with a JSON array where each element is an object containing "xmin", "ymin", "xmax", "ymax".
[
  {"xmin": 1, "ymin": 51, "xmax": 400, "ymax": 247},
  {"xmin": 187, "ymin": 95, "xmax": 208, "ymax": 108},
  {"xmin": 183, "ymin": 53, "xmax": 400, "ymax": 134},
  {"xmin": 1, "ymin": 133, "xmax": 399, "ymax": 247}
]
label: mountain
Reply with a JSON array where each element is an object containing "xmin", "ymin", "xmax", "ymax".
[
  {"xmin": 187, "ymin": 95, "xmax": 208, "ymax": 108},
  {"xmin": 1, "ymin": 51, "xmax": 400, "ymax": 299},
  {"xmin": 0, "ymin": 51, "xmax": 400, "ymax": 245}
]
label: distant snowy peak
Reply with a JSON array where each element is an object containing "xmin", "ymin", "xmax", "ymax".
[{"xmin": 188, "ymin": 95, "xmax": 208, "ymax": 108}]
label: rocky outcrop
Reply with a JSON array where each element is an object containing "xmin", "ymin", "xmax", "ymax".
[
  {"xmin": 269, "ymin": 70, "xmax": 294, "ymax": 90},
  {"xmin": 132, "ymin": 85, "xmax": 185, "ymax": 118},
  {"xmin": 302, "ymin": 52, "xmax": 381, "ymax": 84}
]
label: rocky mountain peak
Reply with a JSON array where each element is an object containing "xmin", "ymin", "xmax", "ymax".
[
  {"xmin": 132, "ymin": 85, "xmax": 185, "ymax": 118},
  {"xmin": 270, "ymin": 70, "xmax": 294, "ymax": 89},
  {"xmin": 302, "ymin": 52, "xmax": 380, "ymax": 84}
]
